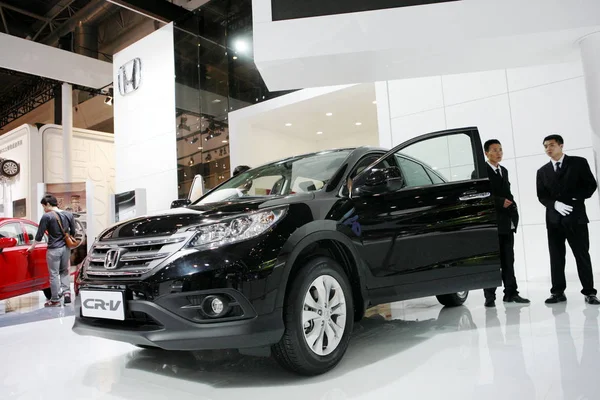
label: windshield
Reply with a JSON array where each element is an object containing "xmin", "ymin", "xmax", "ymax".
[{"xmin": 195, "ymin": 150, "xmax": 352, "ymax": 205}]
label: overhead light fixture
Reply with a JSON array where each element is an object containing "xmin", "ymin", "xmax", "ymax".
[
  {"xmin": 326, "ymin": 113, "xmax": 333, "ymax": 117},
  {"xmin": 198, "ymin": 146, "xmax": 203, "ymax": 150},
  {"xmin": 190, "ymin": 136, "xmax": 199, "ymax": 144},
  {"xmin": 372, "ymin": 100, "xmax": 377, "ymax": 104},
  {"xmin": 317, "ymin": 131, "xmax": 323, "ymax": 135},
  {"xmin": 355, "ymin": 122, "xmax": 362, "ymax": 126},
  {"xmin": 222, "ymin": 140, "xmax": 228, "ymax": 143},
  {"xmin": 233, "ymin": 39, "xmax": 249, "ymax": 54},
  {"xmin": 212, "ymin": 99, "xmax": 222, "ymax": 104},
  {"xmin": 188, "ymin": 156, "xmax": 194, "ymax": 166},
  {"xmin": 285, "ymin": 123, "xmax": 292, "ymax": 127},
  {"xmin": 233, "ymin": 56, "xmax": 238, "ymax": 60},
  {"xmin": 104, "ymin": 96, "xmax": 113, "ymax": 106}
]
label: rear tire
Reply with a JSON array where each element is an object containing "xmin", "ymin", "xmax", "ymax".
[
  {"xmin": 436, "ymin": 291, "xmax": 469, "ymax": 307},
  {"xmin": 272, "ymin": 257, "xmax": 354, "ymax": 376},
  {"xmin": 43, "ymin": 288, "xmax": 52, "ymax": 300}
]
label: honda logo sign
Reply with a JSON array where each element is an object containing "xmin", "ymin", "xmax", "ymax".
[
  {"xmin": 104, "ymin": 249, "xmax": 122, "ymax": 270},
  {"xmin": 117, "ymin": 58, "xmax": 142, "ymax": 96}
]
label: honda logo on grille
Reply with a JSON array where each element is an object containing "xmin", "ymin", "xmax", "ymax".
[
  {"xmin": 117, "ymin": 58, "xmax": 142, "ymax": 96},
  {"xmin": 104, "ymin": 249, "xmax": 122, "ymax": 270}
]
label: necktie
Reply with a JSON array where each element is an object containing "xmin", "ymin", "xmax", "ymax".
[
  {"xmin": 556, "ymin": 162, "xmax": 561, "ymax": 173},
  {"xmin": 495, "ymin": 168, "xmax": 501, "ymax": 176}
]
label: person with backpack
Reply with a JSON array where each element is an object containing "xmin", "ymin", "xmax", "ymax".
[{"xmin": 27, "ymin": 195, "xmax": 76, "ymax": 307}]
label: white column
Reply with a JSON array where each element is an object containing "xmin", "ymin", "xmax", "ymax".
[
  {"xmin": 581, "ymin": 32, "xmax": 600, "ymax": 222},
  {"xmin": 62, "ymin": 82, "xmax": 73, "ymax": 182}
]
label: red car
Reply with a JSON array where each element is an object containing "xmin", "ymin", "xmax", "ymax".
[{"xmin": 0, "ymin": 218, "xmax": 51, "ymax": 300}]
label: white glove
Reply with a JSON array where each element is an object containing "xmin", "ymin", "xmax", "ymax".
[{"xmin": 554, "ymin": 201, "xmax": 573, "ymax": 216}]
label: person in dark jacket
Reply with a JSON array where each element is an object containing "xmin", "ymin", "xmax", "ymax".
[
  {"xmin": 536, "ymin": 134, "xmax": 600, "ymax": 305},
  {"xmin": 483, "ymin": 139, "xmax": 530, "ymax": 307},
  {"xmin": 27, "ymin": 194, "xmax": 76, "ymax": 307}
]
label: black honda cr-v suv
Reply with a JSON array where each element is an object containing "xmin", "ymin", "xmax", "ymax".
[{"xmin": 73, "ymin": 127, "xmax": 501, "ymax": 375}]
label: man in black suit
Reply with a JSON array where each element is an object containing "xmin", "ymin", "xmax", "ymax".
[
  {"xmin": 483, "ymin": 139, "xmax": 530, "ymax": 307},
  {"xmin": 536, "ymin": 134, "xmax": 600, "ymax": 305}
]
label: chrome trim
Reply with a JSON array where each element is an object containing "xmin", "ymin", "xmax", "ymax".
[
  {"xmin": 94, "ymin": 237, "xmax": 185, "ymax": 249},
  {"xmin": 88, "ymin": 252, "xmax": 170, "ymax": 264}
]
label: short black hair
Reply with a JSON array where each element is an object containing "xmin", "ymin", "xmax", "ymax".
[
  {"xmin": 543, "ymin": 134, "xmax": 564, "ymax": 145},
  {"xmin": 233, "ymin": 165, "xmax": 251, "ymax": 176},
  {"xmin": 40, "ymin": 194, "xmax": 58, "ymax": 207},
  {"xmin": 484, "ymin": 139, "xmax": 501, "ymax": 152}
]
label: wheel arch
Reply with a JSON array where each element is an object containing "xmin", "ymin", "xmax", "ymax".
[{"xmin": 276, "ymin": 222, "xmax": 368, "ymax": 321}]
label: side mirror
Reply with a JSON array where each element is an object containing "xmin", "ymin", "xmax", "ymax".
[
  {"xmin": 0, "ymin": 237, "xmax": 17, "ymax": 251},
  {"xmin": 352, "ymin": 166, "xmax": 404, "ymax": 196},
  {"xmin": 170, "ymin": 199, "xmax": 191, "ymax": 209}
]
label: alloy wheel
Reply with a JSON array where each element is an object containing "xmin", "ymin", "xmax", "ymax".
[{"xmin": 302, "ymin": 275, "xmax": 347, "ymax": 356}]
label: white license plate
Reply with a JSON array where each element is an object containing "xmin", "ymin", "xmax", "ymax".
[{"xmin": 80, "ymin": 290, "xmax": 125, "ymax": 321}]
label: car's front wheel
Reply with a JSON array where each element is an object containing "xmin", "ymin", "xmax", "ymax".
[
  {"xmin": 436, "ymin": 291, "xmax": 469, "ymax": 307},
  {"xmin": 272, "ymin": 257, "xmax": 354, "ymax": 376}
]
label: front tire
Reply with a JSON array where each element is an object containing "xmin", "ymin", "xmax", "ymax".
[
  {"xmin": 436, "ymin": 291, "xmax": 469, "ymax": 307},
  {"xmin": 272, "ymin": 257, "xmax": 354, "ymax": 376}
]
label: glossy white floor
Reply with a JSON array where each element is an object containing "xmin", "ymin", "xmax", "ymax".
[{"xmin": 1, "ymin": 282, "xmax": 599, "ymax": 400}]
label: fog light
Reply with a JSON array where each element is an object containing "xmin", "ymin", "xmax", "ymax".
[
  {"xmin": 211, "ymin": 298, "xmax": 224, "ymax": 314},
  {"xmin": 202, "ymin": 295, "xmax": 230, "ymax": 318}
]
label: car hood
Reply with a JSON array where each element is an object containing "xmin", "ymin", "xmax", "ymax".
[{"xmin": 98, "ymin": 194, "xmax": 313, "ymax": 240}]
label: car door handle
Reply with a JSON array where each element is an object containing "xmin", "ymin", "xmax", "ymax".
[{"xmin": 459, "ymin": 192, "xmax": 491, "ymax": 201}]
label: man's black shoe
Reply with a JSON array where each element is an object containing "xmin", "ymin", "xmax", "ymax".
[
  {"xmin": 503, "ymin": 294, "xmax": 531, "ymax": 304},
  {"xmin": 484, "ymin": 299, "xmax": 496, "ymax": 308},
  {"xmin": 585, "ymin": 295, "xmax": 600, "ymax": 305},
  {"xmin": 545, "ymin": 294, "xmax": 567, "ymax": 304}
]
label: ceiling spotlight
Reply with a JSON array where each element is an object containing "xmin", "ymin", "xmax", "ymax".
[
  {"xmin": 198, "ymin": 146, "xmax": 203, "ymax": 150},
  {"xmin": 317, "ymin": 131, "xmax": 323, "ymax": 135},
  {"xmin": 285, "ymin": 123, "xmax": 292, "ymax": 127},
  {"xmin": 326, "ymin": 113, "xmax": 333, "ymax": 117},
  {"xmin": 233, "ymin": 39, "xmax": 249, "ymax": 54},
  {"xmin": 233, "ymin": 56, "xmax": 238, "ymax": 60},
  {"xmin": 188, "ymin": 156, "xmax": 194, "ymax": 166},
  {"xmin": 222, "ymin": 140, "xmax": 228, "ymax": 143},
  {"xmin": 190, "ymin": 136, "xmax": 199, "ymax": 144},
  {"xmin": 355, "ymin": 122, "xmax": 362, "ymax": 126},
  {"xmin": 372, "ymin": 100, "xmax": 377, "ymax": 104},
  {"xmin": 212, "ymin": 99, "xmax": 222, "ymax": 104}
]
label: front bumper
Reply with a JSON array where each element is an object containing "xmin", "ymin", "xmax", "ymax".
[{"xmin": 72, "ymin": 295, "xmax": 284, "ymax": 350}]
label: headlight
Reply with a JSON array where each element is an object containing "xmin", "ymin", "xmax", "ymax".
[{"xmin": 187, "ymin": 207, "xmax": 287, "ymax": 249}]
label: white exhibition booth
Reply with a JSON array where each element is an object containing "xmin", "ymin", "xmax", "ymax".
[{"xmin": 0, "ymin": 123, "xmax": 115, "ymax": 242}]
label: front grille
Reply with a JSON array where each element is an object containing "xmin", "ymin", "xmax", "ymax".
[{"xmin": 85, "ymin": 236, "xmax": 187, "ymax": 277}]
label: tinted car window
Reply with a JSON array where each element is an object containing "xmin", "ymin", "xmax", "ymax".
[
  {"xmin": 0, "ymin": 223, "xmax": 25, "ymax": 245},
  {"xmin": 24, "ymin": 223, "xmax": 46, "ymax": 243},
  {"xmin": 197, "ymin": 150, "xmax": 352, "ymax": 205},
  {"xmin": 396, "ymin": 156, "xmax": 433, "ymax": 188}
]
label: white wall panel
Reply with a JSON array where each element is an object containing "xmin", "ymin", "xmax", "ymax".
[
  {"xmin": 391, "ymin": 108, "xmax": 446, "ymax": 145},
  {"xmin": 510, "ymin": 78, "xmax": 593, "ymax": 158},
  {"xmin": 507, "ymin": 61, "xmax": 584, "ymax": 92},
  {"xmin": 380, "ymin": 59, "xmax": 600, "ymax": 283},
  {"xmin": 41, "ymin": 125, "xmax": 115, "ymax": 239},
  {"xmin": 446, "ymin": 95, "xmax": 516, "ymax": 159},
  {"xmin": 388, "ymin": 76, "xmax": 444, "ymax": 119},
  {"xmin": 113, "ymin": 23, "xmax": 177, "ymax": 214},
  {"xmin": 442, "ymin": 70, "xmax": 507, "ymax": 106}
]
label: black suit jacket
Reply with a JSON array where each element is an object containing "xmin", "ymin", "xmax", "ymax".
[
  {"xmin": 487, "ymin": 164, "xmax": 519, "ymax": 234},
  {"xmin": 536, "ymin": 154, "xmax": 597, "ymax": 225}
]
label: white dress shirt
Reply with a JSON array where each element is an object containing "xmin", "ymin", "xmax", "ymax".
[
  {"xmin": 487, "ymin": 161, "xmax": 502, "ymax": 176},
  {"xmin": 551, "ymin": 154, "xmax": 565, "ymax": 172}
]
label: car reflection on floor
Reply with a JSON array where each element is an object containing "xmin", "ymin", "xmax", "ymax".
[{"xmin": 80, "ymin": 304, "xmax": 480, "ymax": 399}]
